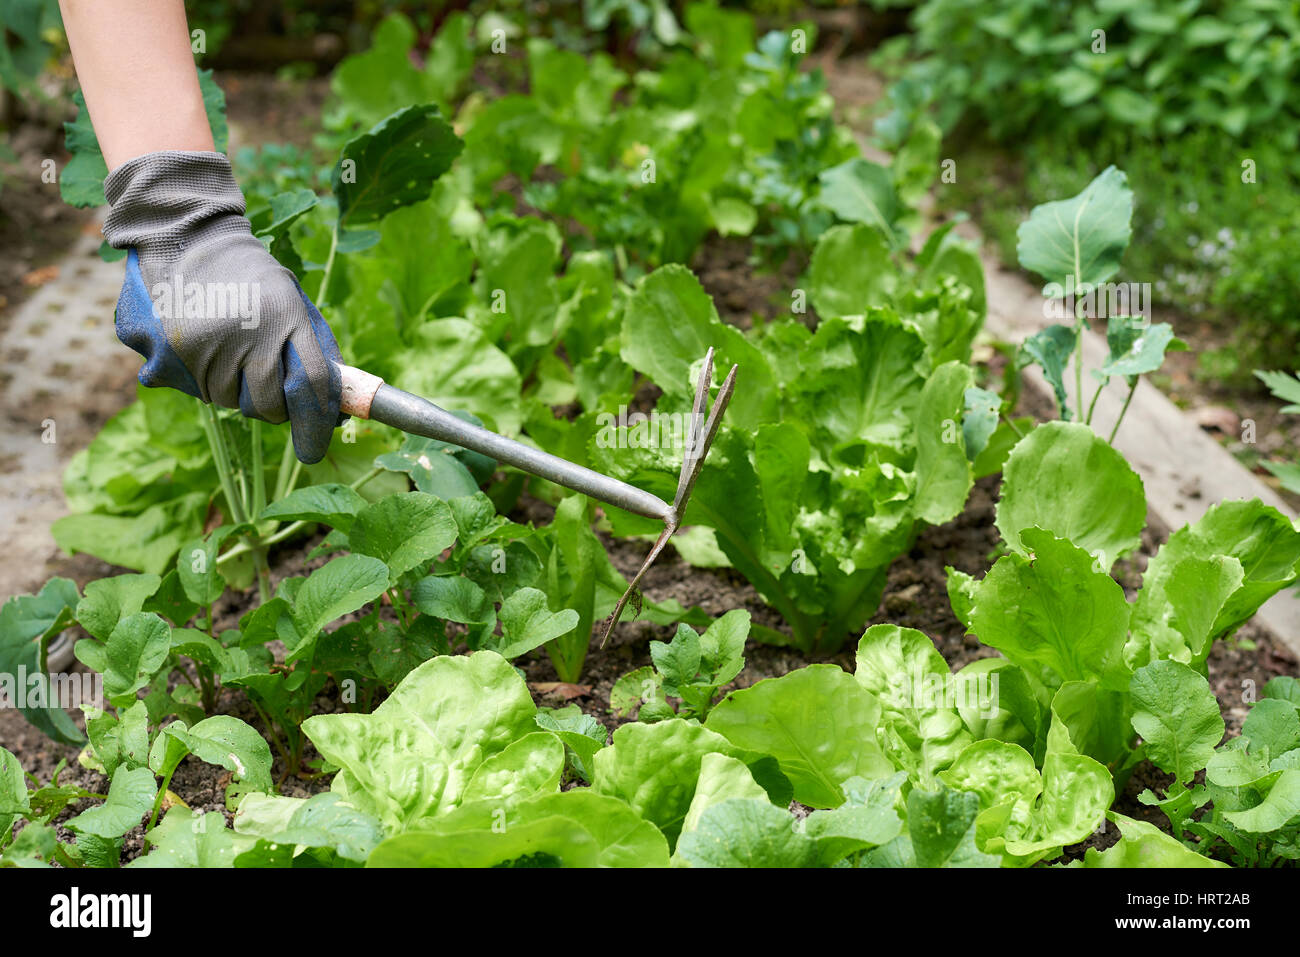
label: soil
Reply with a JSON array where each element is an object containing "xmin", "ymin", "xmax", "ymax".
[{"xmin": 691, "ymin": 235, "xmax": 812, "ymax": 329}]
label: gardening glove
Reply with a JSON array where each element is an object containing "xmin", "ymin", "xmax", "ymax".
[{"xmin": 102, "ymin": 150, "xmax": 342, "ymax": 464}]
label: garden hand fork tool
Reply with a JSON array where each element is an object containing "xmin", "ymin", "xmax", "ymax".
[{"xmin": 336, "ymin": 348, "xmax": 737, "ymax": 643}]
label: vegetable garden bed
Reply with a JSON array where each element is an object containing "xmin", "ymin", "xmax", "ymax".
[{"xmin": 3, "ymin": 5, "xmax": 1300, "ymax": 875}]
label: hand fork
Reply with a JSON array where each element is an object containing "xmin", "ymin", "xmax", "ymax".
[{"xmin": 336, "ymin": 348, "xmax": 737, "ymax": 643}]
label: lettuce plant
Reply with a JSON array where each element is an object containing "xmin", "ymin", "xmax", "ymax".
[
  {"xmin": 1129, "ymin": 663, "xmax": 1300, "ymax": 865},
  {"xmin": 948, "ymin": 422, "xmax": 1300, "ymax": 778},
  {"xmin": 574, "ymin": 250, "xmax": 984, "ymax": 653},
  {"xmin": 700, "ymin": 624, "xmax": 1113, "ymax": 866},
  {"xmin": 0, "ymin": 632, "xmax": 1178, "ymax": 869}
]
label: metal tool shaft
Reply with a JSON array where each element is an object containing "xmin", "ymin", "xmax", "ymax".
[{"xmin": 359, "ymin": 377, "xmax": 673, "ymax": 521}]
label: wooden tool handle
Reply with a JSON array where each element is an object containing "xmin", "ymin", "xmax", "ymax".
[{"xmin": 337, "ymin": 363, "xmax": 385, "ymax": 419}]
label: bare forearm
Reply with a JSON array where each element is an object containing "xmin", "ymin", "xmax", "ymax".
[{"xmin": 59, "ymin": 0, "xmax": 213, "ymax": 171}]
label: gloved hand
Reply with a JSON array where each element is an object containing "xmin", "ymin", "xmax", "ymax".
[{"xmin": 103, "ymin": 150, "xmax": 342, "ymax": 463}]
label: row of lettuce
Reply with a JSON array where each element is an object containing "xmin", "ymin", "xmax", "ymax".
[
  {"xmin": 4, "ymin": 511, "xmax": 1297, "ymax": 867},
  {"xmin": 1, "ymin": 8, "xmax": 1297, "ymax": 867}
]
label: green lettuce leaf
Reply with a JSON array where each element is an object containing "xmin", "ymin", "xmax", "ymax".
[
  {"xmin": 1071, "ymin": 812, "xmax": 1226, "ymax": 868},
  {"xmin": 854, "ymin": 625, "xmax": 972, "ymax": 781},
  {"xmin": 706, "ymin": 664, "xmax": 894, "ymax": 808},
  {"xmin": 966, "ymin": 529, "xmax": 1131, "ymax": 692},
  {"xmin": 996, "ymin": 422, "xmax": 1145, "ymax": 570},
  {"xmin": 302, "ymin": 652, "xmax": 542, "ymax": 829},
  {"xmin": 1129, "ymin": 660, "xmax": 1225, "ymax": 783}
]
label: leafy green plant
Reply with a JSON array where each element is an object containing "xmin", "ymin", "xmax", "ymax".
[
  {"xmin": 19, "ymin": 0, "xmax": 1299, "ymax": 873},
  {"xmin": 442, "ymin": 13, "xmax": 870, "ymax": 272},
  {"xmin": 13, "ymin": 482, "xmax": 550, "ymax": 749},
  {"xmin": 1129, "ymin": 662, "xmax": 1300, "ymax": 865},
  {"xmin": 0, "ymin": 0, "xmax": 59, "ymax": 98},
  {"xmin": 573, "ymin": 241, "xmax": 984, "ymax": 654},
  {"xmin": 610, "ymin": 609, "xmax": 749, "ymax": 722},
  {"xmin": 1014, "ymin": 166, "xmax": 1183, "ymax": 440},
  {"xmin": 941, "ymin": 129, "xmax": 1300, "ymax": 375},
  {"xmin": 948, "ymin": 422, "xmax": 1300, "ymax": 778},
  {"xmin": 51, "ymin": 10, "xmax": 995, "ymax": 667},
  {"xmin": 698, "ymin": 625, "xmax": 1114, "ymax": 867},
  {"xmin": 1255, "ymin": 369, "xmax": 1300, "ymax": 496},
  {"xmin": 57, "ymin": 73, "xmax": 471, "ymax": 583},
  {"xmin": 0, "ymin": 703, "xmax": 273, "ymax": 868},
  {"xmin": 886, "ymin": 0, "xmax": 1300, "ymax": 145}
]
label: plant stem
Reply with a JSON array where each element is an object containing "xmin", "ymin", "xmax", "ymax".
[
  {"xmin": 251, "ymin": 698, "xmax": 291, "ymax": 768},
  {"xmin": 1074, "ymin": 332, "xmax": 1085, "ymax": 422},
  {"xmin": 147, "ymin": 765, "xmax": 178, "ymax": 831},
  {"xmin": 388, "ymin": 587, "xmax": 414, "ymax": 627},
  {"xmin": 317, "ymin": 223, "xmax": 340, "ymax": 310},
  {"xmin": 271, "ymin": 434, "xmax": 298, "ymax": 503},
  {"xmin": 174, "ymin": 663, "xmax": 199, "ymax": 689},
  {"xmin": 1085, "ymin": 379, "xmax": 1105, "ymax": 426},
  {"xmin": 1072, "ymin": 282, "xmax": 1087, "ymax": 423},
  {"xmin": 350, "ymin": 466, "xmax": 383, "ymax": 490},
  {"xmin": 199, "ymin": 671, "xmax": 216, "ymax": 713},
  {"xmin": 216, "ymin": 466, "xmax": 384, "ymax": 565},
  {"xmin": 201, "ymin": 405, "xmax": 247, "ymax": 526},
  {"xmin": 249, "ymin": 419, "xmax": 266, "ymax": 519},
  {"xmin": 1108, "ymin": 381, "xmax": 1138, "ymax": 444},
  {"xmin": 1000, "ymin": 414, "xmax": 1025, "ymax": 440},
  {"xmin": 218, "ymin": 521, "xmax": 307, "ymax": 564},
  {"xmin": 252, "ymin": 549, "xmax": 272, "ymax": 603},
  {"xmin": 245, "ymin": 421, "xmax": 275, "ymax": 600},
  {"xmin": 283, "ymin": 459, "xmax": 303, "ymax": 498}
]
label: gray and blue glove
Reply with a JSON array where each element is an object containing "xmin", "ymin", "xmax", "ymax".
[{"xmin": 103, "ymin": 150, "xmax": 341, "ymax": 463}]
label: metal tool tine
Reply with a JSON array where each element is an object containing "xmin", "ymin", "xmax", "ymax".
[
  {"xmin": 673, "ymin": 361, "xmax": 736, "ymax": 515},
  {"xmin": 600, "ymin": 350, "xmax": 737, "ymax": 647},
  {"xmin": 599, "ymin": 519, "xmax": 676, "ymax": 647},
  {"xmin": 674, "ymin": 347, "xmax": 714, "ymax": 509}
]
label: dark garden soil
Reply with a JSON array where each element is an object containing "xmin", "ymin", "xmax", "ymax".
[{"xmin": 691, "ymin": 235, "xmax": 812, "ymax": 330}]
